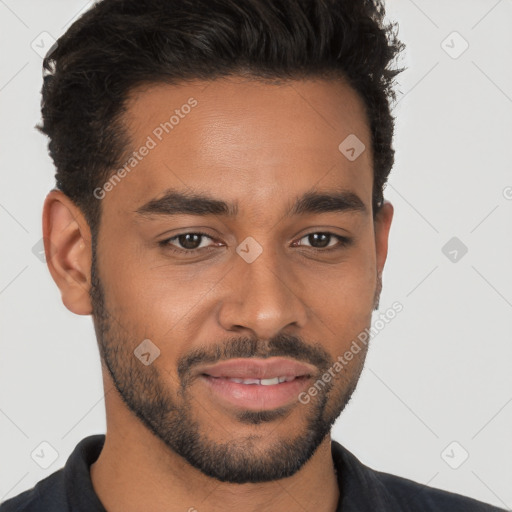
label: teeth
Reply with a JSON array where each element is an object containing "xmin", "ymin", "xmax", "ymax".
[
  {"xmin": 236, "ymin": 378, "xmax": 260, "ymax": 385},
  {"xmin": 260, "ymin": 377, "xmax": 279, "ymax": 386},
  {"xmin": 224, "ymin": 376, "xmax": 297, "ymax": 385}
]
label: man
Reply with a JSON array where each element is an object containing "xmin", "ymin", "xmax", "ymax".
[{"xmin": 0, "ymin": 0, "xmax": 505, "ymax": 511}]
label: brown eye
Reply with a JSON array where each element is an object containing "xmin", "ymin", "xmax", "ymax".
[
  {"xmin": 306, "ymin": 233, "xmax": 330, "ymax": 248},
  {"xmin": 159, "ymin": 232, "xmax": 215, "ymax": 253},
  {"xmin": 175, "ymin": 233, "xmax": 204, "ymax": 250},
  {"xmin": 295, "ymin": 232, "xmax": 351, "ymax": 250}
]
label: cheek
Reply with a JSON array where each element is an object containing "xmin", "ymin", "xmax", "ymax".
[
  {"xmin": 306, "ymin": 243, "xmax": 376, "ymax": 318},
  {"xmin": 93, "ymin": 233, "xmax": 159, "ymax": 334},
  {"xmin": 98, "ymin": 242, "xmax": 222, "ymax": 349},
  {"xmin": 315, "ymin": 256, "xmax": 375, "ymax": 296}
]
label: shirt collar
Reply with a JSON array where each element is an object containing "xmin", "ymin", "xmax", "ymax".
[
  {"xmin": 64, "ymin": 434, "xmax": 107, "ymax": 512},
  {"xmin": 331, "ymin": 439, "xmax": 403, "ymax": 511},
  {"xmin": 64, "ymin": 434, "xmax": 403, "ymax": 512}
]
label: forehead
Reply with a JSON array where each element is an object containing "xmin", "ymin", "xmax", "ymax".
[{"xmin": 103, "ymin": 77, "xmax": 373, "ymax": 219}]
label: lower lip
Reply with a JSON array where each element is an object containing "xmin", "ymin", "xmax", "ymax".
[{"xmin": 200, "ymin": 375, "xmax": 311, "ymax": 411}]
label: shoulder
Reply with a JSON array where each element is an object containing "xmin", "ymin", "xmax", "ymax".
[
  {"xmin": 375, "ymin": 467, "xmax": 504, "ymax": 511},
  {"xmin": 0, "ymin": 434, "xmax": 105, "ymax": 512},
  {"xmin": 331, "ymin": 440, "xmax": 505, "ymax": 511},
  {"xmin": 0, "ymin": 469, "xmax": 67, "ymax": 512}
]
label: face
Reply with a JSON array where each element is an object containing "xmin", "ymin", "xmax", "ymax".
[{"xmin": 86, "ymin": 77, "xmax": 392, "ymax": 483}]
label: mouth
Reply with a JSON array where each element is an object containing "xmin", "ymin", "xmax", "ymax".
[
  {"xmin": 196, "ymin": 358, "xmax": 316, "ymax": 411},
  {"xmin": 197, "ymin": 356, "xmax": 316, "ymax": 380},
  {"xmin": 204, "ymin": 375, "xmax": 308, "ymax": 385}
]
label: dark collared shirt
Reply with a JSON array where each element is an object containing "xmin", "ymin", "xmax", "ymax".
[{"xmin": 0, "ymin": 435, "xmax": 505, "ymax": 511}]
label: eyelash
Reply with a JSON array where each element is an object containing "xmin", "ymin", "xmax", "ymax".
[{"xmin": 158, "ymin": 231, "xmax": 352, "ymax": 255}]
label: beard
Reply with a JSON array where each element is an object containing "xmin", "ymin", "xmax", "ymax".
[{"xmin": 89, "ymin": 249, "xmax": 380, "ymax": 484}]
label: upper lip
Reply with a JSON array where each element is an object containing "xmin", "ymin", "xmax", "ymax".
[{"xmin": 197, "ymin": 357, "xmax": 316, "ymax": 379}]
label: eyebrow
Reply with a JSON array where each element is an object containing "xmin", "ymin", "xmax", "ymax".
[{"xmin": 135, "ymin": 188, "xmax": 367, "ymax": 218}]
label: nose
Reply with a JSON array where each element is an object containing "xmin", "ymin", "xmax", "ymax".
[{"xmin": 217, "ymin": 247, "xmax": 308, "ymax": 340}]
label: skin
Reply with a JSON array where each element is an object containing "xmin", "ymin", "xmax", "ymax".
[{"xmin": 43, "ymin": 76, "xmax": 393, "ymax": 512}]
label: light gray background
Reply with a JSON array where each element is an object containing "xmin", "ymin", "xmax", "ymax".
[{"xmin": 1, "ymin": 0, "xmax": 511, "ymax": 509}]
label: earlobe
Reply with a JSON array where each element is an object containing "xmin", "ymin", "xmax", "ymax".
[{"xmin": 43, "ymin": 190, "xmax": 93, "ymax": 315}]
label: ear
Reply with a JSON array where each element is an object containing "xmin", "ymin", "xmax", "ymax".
[
  {"xmin": 374, "ymin": 200, "xmax": 393, "ymax": 274},
  {"xmin": 42, "ymin": 190, "xmax": 93, "ymax": 315}
]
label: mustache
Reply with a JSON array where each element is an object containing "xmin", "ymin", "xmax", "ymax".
[{"xmin": 177, "ymin": 333, "xmax": 333, "ymax": 385}]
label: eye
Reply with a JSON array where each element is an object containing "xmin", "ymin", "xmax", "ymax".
[
  {"xmin": 159, "ymin": 232, "xmax": 217, "ymax": 254},
  {"xmin": 158, "ymin": 230, "xmax": 352, "ymax": 256},
  {"xmin": 293, "ymin": 232, "xmax": 351, "ymax": 251}
]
